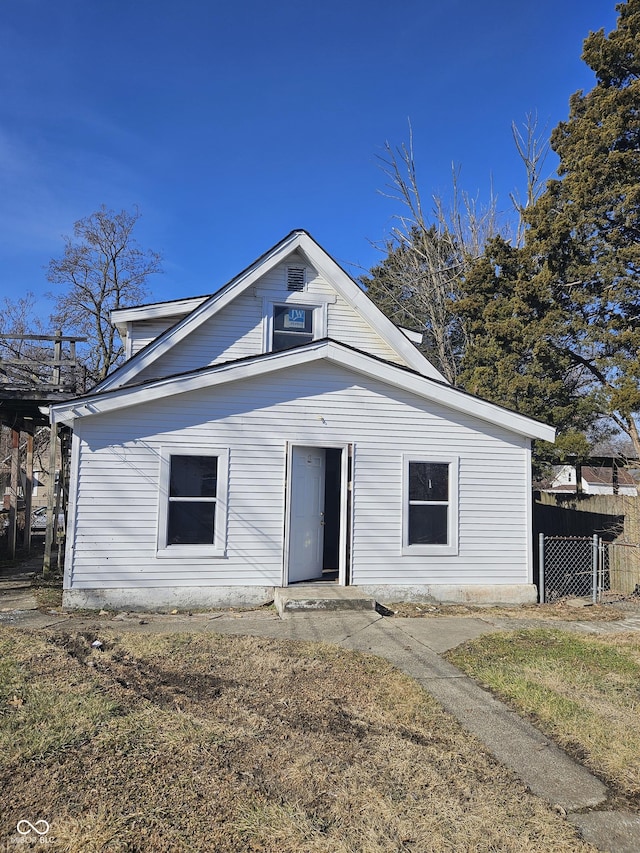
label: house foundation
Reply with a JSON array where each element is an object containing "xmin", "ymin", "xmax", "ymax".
[{"xmin": 63, "ymin": 582, "xmax": 537, "ymax": 612}]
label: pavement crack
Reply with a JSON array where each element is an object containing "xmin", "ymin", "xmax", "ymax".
[
  {"xmin": 391, "ymin": 618, "xmax": 440, "ymax": 654},
  {"xmin": 336, "ymin": 612, "xmax": 384, "ymax": 644}
]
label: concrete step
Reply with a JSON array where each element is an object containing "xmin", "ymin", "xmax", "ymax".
[{"xmin": 274, "ymin": 584, "xmax": 377, "ymax": 618}]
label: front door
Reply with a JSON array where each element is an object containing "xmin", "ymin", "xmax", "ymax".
[{"xmin": 288, "ymin": 446, "xmax": 326, "ymax": 583}]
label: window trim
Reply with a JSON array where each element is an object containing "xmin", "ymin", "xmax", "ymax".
[
  {"xmin": 262, "ymin": 297, "xmax": 328, "ymax": 353},
  {"xmin": 157, "ymin": 447, "xmax": 228, "ymax": 557},
  {"xmin": 402, "ymin": 455, "xmax": 459, "ymax": 556}
]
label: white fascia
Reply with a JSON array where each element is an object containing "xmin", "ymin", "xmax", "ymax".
[
  {"xmin": 322, "ymin": 343, "xmax": 556, "ymax": 441},
  {"xmin": 50, "ymin": 344, "xmax": 324, "ymax": 427},
  {"xmin": 111, "ymin": 296, "xmax": 210, "ymax": 325},
  {"xmin": 95, "ymin": 233, "xmax": 303, "ymax": 393},
  {"xmin": 51, "ymin": 339, "xmax": 555, "ymax": 442},
  {"xmin": 111, "ymin": 297, "xmax": 210, "ymax": 345},
  {"xmin": 295, "ymin": 236, "xmax": 447, "ymax": 383},
  {"xmin": 400, "ymin": 327, "xmax": 423, "ymax": 344}
]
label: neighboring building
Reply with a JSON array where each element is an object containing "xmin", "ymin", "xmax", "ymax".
[
  {"xmin": 547, "ymin": 465, "xmax": 638, "ymax": 497},
  {"xmin": 50, "ymin": 231, "xmax": 554, "ymax": 611}
]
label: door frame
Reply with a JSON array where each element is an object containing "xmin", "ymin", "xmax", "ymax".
[{"xmin": 283, "ymin": 441, "xmax": 352, "ymax": 587}]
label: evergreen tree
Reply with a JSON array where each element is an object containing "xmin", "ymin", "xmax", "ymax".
[
  {"xmin": 456, "ymin": 238, "xmax": 597, "ymax": 467},
  {"xmin": 525, "ymin": 0, "xmax": 640, "ymax": 453},
  {"xmin": 366, "ymin": 2, "xmax": 640, "ymax": 460}
]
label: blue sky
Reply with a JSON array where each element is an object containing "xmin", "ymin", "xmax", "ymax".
[{"xmin": 1, "ymin": 0, "xmax": 619, "ymax": 322}]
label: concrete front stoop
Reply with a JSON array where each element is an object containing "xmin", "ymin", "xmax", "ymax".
[{"xmin": 274, "ymin": 584, "xmax": 377, "ymax": 618}]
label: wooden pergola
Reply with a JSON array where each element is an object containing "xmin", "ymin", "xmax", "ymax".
[{"xmin": 0, "ymin": 331, "xmax": 86, "ymax": 574}]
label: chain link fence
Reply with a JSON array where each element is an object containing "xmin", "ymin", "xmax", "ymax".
[
  {"xmin": 539, "ymin": 534, "xmax": 640, "ymax": 603},
  {"xmin": 539, "ymin": 535, "xmax": 597, "ymax": 603}
]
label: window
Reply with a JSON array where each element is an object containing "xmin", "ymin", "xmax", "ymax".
[
  {"xmin": 272, "ymin": 305, "xmax": 314, "ymax": 351},
  {"xmin": 259, "ymin": 294, "xmax": 331, "ymax": 354},
  {"xmin": 158, "ymin": 448, "xmax": 228, "ymax": 556},
  {"xmin": 403, "ymin": 456, "xmax": 458, "ymax": 555},
  {"xmin": 168, "ymin": 455, "xmax": 217, "ymax": 544}
]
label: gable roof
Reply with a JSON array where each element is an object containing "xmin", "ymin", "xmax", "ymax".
[
  {"xmin": 50, "ymin": 338, "xmax": 555, "ymax": 442},
  {"xmin": 110, "ymin": 295, "xmax": 209, "ymax": 338},
  {"xmin": 582, "ymin": 466, "xmax": 636, "ymax": 487},
  {"xmin": 95, "ymin": 230, "xmax": 447, "ymax": 393}
]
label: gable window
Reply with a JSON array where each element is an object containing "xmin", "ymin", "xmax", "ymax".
[
  {"xmin": 403, "ymin": 456, "xmax": 458, "ymax": 555},
  {"xmin": 158, "ymin": 448, "xmax": 228, "ymax": 556},
  {"xmin": 272, "ymin": 305, "xmax": 314, "ymax": 351},
  {"xmin": 259, "ymin": 292, "xmax": 331, "ymax": 354}
]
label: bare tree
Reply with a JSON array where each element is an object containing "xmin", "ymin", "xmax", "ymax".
[
  {"xmin": 364, "ymin": 126, "xmax": 501, "ymax": 384},
  {"xmin": 509, "ymin": 112, "xmax": 551, "ymax": 246},
  {"xmin": 0, "ymin": 292, "xmax": 51, "ymax": 388},
  {"xmin": 47, "ymin": 206, "xmax": 162, "ymax": 388}
]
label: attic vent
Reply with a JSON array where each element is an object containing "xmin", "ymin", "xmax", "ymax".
[{"xmin": 287, "ymin": 267, "xmax": 306, "ymax": 292}]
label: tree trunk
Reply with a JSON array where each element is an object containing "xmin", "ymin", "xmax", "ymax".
[{"xmin": 627, "ymin": 416, "xmax": 640, "ymax": 458}]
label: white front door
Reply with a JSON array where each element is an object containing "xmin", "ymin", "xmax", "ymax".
[{"xmin": 288, "ymin": 446, "xmax": 326, "ymax": 583}]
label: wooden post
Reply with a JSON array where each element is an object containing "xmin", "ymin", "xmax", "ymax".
[
  {"xmin": 43, "ymin": 425, "xmax": 57, "ymax": 577},
  {"xmin": 69, "ymin": 339, "xmax": 77, "ymax": 392},
  {"xmin": 53, "ymin": 329, "xmax": 62, "ymax": 388},
  {"xmin": 24, "ymin": 431, "xmax": 33, "ymax": 553},
  {"xmin": 8, "ymin": 428, "xmax": 19, "ymax": 558}
]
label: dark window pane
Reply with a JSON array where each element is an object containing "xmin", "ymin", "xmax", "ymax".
[
  {"xmin": 409, "ymin": 462, "xmax": 448, "ymax": 502},
  {"xmin": 168, "ymin": 502, "xmax": 215, "ymax": 545},
  {"xmin": 272, "ymin": 306, "xmax": 314, "ymax": 352},
  {"xmin": 272, "ymin": 331, "xmax": 314, "ymax": 351},
  {"xmin": 409, "ymin": 505, "xmax": 448, "ymax": 545},
  {"xmin": 170, "ymin": 456, "xmax": 217, "ymax": 497},
  {"xmin": 274, "ymin": 306, "xmax": 312, "ymax": 333}
]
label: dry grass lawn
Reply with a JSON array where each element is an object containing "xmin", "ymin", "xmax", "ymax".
[
  {"xmin": 0, "ymin": 627, "xmax": 595, "ymax": 852},
  {"xmin": 448, "ymin": 629, "xmax": 640, "ymax": 802}
]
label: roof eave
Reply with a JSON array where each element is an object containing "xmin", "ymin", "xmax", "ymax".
[
  {"xmin": 50, "ymin": 340, "xmax": 555, "ymax": 442},
  {"xmin": 93, "ymin": 231, "xmax": 304, "ymax": 394}
]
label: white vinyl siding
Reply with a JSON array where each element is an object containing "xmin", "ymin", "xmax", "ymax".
[
  {"xmin": 327, "ymin": 293, "xmax": 404, "ymax": 363},
  {"xmin": 129, "ymin": 293, "xmax": 264, "ymax": 385},
  {"xmin": 66, "ymin": 361, "xmax": 531, "ymax": 591},
  {"xmin": 129, "ymin": 317, "xmax": 186, "ymax": 357},
  {"xmin": 123, "ymin": 257, "xmax": 407, "ymax": 385}
]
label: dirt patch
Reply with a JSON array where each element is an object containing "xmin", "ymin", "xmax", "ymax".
[{"xmin": 388, "ymin": 600, "xmax": 628, "ymax": 621}]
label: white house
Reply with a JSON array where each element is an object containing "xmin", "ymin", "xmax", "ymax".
[
  {"xmin": 547, "ymin": 464, "xmax": 638, "ymax": 496},
  {"xmin": 50, "ymin": 231, "xmax": 555, "ymax": 611}
]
